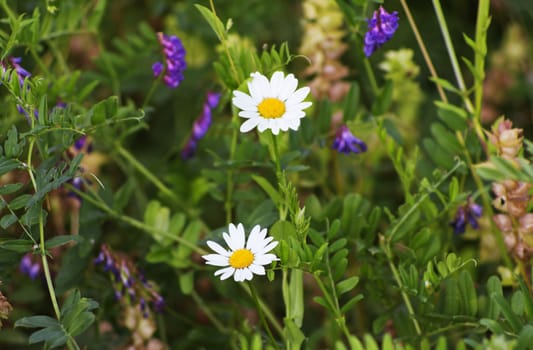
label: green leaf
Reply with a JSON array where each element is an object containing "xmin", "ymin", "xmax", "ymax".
[
  {"xmin": 0, "ymin": 239, "xmax": 32, "ymax": 253},
  {"xmin": 511, "ymin": 291, "xmax": 525, "ymax": 317},
  {"xmin": 480, "ymin": 318, "xmax": 504, "ymax": 334},
  {"xmin": 179, "ymin": 271, "xmax": 194, "ymax": 295},
  {"xmin": 28, "ymin": 327, "xmax": 65, "ymax": 345},
  {"xmin": 194, "ymin": 4, "xmax": 226, "ymax": 42},
  {"xmin": 9, "ymin": 194, "xmax": 31, "ymax": 210},
  {"xmin": 0, "ymin": 212, "xmax": 18, "ymax": 228},
  {"xmin": 516, "ymin": 325, "xmax": 533, "ymax": 350},
  {"xmin": 457, "ymin": 270, "xmax": 477, "ymax": 316},
  {"xmin": 44, "ymin": 235, "xmax": 83, "ymax": 249},
  {"xmin": 0, "ymin": 182, "xmax": 23, "ymax": 195},
  {"xmin": 343, "ymin": 82, "xmax": 360, "ymax": 122},
  {"xmin": 15, "ymin": 315, "xmax": 59, "ymax": 329},
  {"xmin": 372, "ymin": 80, "xmax": 393, "ymax": 115},
  {"xmin": 340, "ymin": 294, "xmax": 364, "ymax": 314},
  {"xmin": 251, "ymin": 175, "xmax": 281, "ymax": 206},
  {"xmin": 336, "ymin": 276, "xmax": 359, "ymax": 295},
  {"xmin": 491, "ymin": 292, "xmax": 523, "ymax": 333},
  {"xmin": 435, "ymin": 101, "xmax": 467, "ymax": 131},
  {"xmin": 0, "ymin": 158, "xmax": 22, "ymax": 177}
]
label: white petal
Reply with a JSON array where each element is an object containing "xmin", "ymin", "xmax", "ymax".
[
  {"xmin": 290, "ymin": 101, "xmax": 312, "ymax": 110},
  {"xmin": 203, "ymin": 254, "xmax": 229, "ymax": 266},
  {"xmin": 269, "ymin": 71, "xmax": 285, "ymax": 98},
  {"xmin": 254, "ymin": 253, "xmax": 279, "ymax": 265},
  {"xmin": 257, "ymin": 119, "xmax": 270, "ymax": 133},
  {"xmin": 234, "ymin": 269, "xmax": 245, "ymax": 282},
  {"xmin": 287, "ymin": 118, "xmax": 301, "ymax": 130},
  {"xmin": 232, "ymin": 91, "xmax": 256, "ymax": 111},
  {"xmin": 284, "ymin": 110, "xmax": 306, "ymax": 119},
  {"xmin": 206, "ymin": 241, "xmax": 230, "ymax": 257},
  {"xmin": 246, "ymin": 225, "xmax": 262, "ymax": 249},
  {"xmin": 240, "ymin": 118, "xmax": 259, "ymax": 133},
  {"xmin": 249, "ymin": 73, "xmax": 269, "ymax": 102},
  {"xmin": 285, "ymin": 87, "xmax": 310, "ymax": 105},
  {"xmin": 278, "ymin": 74, "xmax": 298, "ymax": 99},
  {"xmin": 261, "ymin": 241, "xmax": 279, "ymax": 254},
  {"xmin": 249, "ymin": 264, "xmax": 266, "ymax": 275},
  {"xmin": 238, "ymin": 110, "xmax": 260, "ymax": 119},
  {"xmin": 243, "ymin": 268, "xmax": 254, "ymax": 281},
  {"xmin": 233, "ymin": 223, "xmax": 246, "ymax": 249},
  {"xmin": 270, "ymin": 122, "xmax": 280, "ymax": 135},
  {"xmin": 215, "ymin": 267, "xmax": 235, "ymax": 280}
]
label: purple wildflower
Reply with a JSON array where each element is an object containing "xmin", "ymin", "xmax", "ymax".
[
  {"xmin": 182, "ymin": 91, "xmax": 221, "ymax": 159},
  {"xmin": 153, "ymin": 32, "xmax": 187, "ymax": 88},
  {"xmin": 152, "ymin": 292, "xmax": 165, "ymax": 313},
  {"xmin": 450, "ymin": 199, "xmax": 483, "ymax": 234},
  {"xmin": 332, "ymin": 125, "xmax": 367, "ymax": 154},
  {"xmin": 1, "ymin": 57, "xmax": 31, "ymax": 86},
  {"xmin": 94, "ymin": 244, "xmax": 165, "ymax": 318},
  {"xmin": 19, "ymin": 253, "xmax": 41, "ymax": 280},
  {"xmin": 364, "ymin": 6, "xmax": 399, "ymax": 57}
]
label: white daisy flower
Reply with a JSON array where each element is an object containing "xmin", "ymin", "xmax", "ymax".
[
  {"xmin": 232, "ymin": 71, "xmax": 312, "ymax": 135},
  {"xmin": 202, "ymin": 223, "xmax": 279, "ymax": 282}
]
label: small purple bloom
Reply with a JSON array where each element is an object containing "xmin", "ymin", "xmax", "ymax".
[
  {"xmin": 450, "ymin": 200, "xmax": 483, "ymax": 234},
  {"xmin": 152, "ymin": 62, "xmax": 164, "ymax": 78},
  {"xmin": 206, "ymin": 91, "xmax": 221, "ymax": 109},
  {"xmin": 153, "ymin": 33, "xmax": 186, "ymax": 88},
  {"xmin": 364, "ymin": 6, "xmax": 399, "ymax": 57},
  {"xmin": 153, "ymin": 293, "xmax": 165, "ymax": 313},
  {"xmin": 332, "ymin": 125, "xmax": 367, "ymax": 154},
  {"xmin": 182, "ymin": 92, "xmax": 221, "ymax": 160},
  {"xmin": 20, "ymin": 253, "xmax": 41, "ymax": 280}
]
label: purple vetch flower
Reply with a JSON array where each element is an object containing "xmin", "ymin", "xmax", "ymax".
[
  {"xmin": 153, "ymin": 32, "xmax": 187, "ymax": 88},
  {"xmin": 152, "ymin": 292, "xmax": 165, "ymax": 313},
  {"xmin": 1, "ymin": 57, "xmax": 31, "ymax": 86},
  {"xmin": 450, "ymin": 199, "xmax": 483, "ymax": 234},
  {"xmin": 19, "ymin": 253, "xmax": 41, "ymax": 280},
  {"xmin": 94, "ymin": 244, "xmax": 165, "ymax": 318},
  {"xmin": 332, "ymin": 125, "xmax": 367, "ymax": 154},
  {"xmin": 182, "ymin": 91, "xmax": 221, "ymax": 159},
  {"xmin": 364, "ymin": 6, "xmax": 399, "ymax": 57}
]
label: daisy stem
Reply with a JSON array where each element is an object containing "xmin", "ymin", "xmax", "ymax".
[
  {"xmin": 241, "ymin": 283, "xmax": 283, "ymax": 336},
  {"xmin": 248, "ymin": 282, "xmax": 281, "ymax": 350},
  {"xmin": 270, "ymin": 132, "xmax": 282, "ymax": 182},
  {"xmin": 225, "ymin": 113, "xmax": 239, "ymax": 224}
]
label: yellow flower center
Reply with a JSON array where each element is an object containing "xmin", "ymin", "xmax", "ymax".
[
  {"xmin": 258, "ymin": 98, "xmax": 285, "ymax": 119},
  {"xmin": 229, "ymin": 249, "xmax": 254, "ymax": 269}
]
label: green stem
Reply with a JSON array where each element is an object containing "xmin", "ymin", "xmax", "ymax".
[
  {"xmin": 115, "ymin": 144, "xmax": 193, "ymax": 216},
  {"xmin": 473, "ymin": 0, "xmax": 490, "ymax": 122},
  {"xmin": 385, "ymin": 250, "xmax": 422, "ymax": 335},
  {"xmin": 225, "ymin": 113, "xmax": 239, "ymax": 224},
  {"xmin": 26, "ymin": 138, "xmax": 64, "ymax": 337},
  {"xmin": 96, "ymin": 34, "xmax": 120, "ymax": 98},
  {"xmin": 142, "ymin": 73, "xmax": 162, "ymax": 109},
  {"xmin": 399, "ymin": 0, "xmax": 448, "ymax": 103},
  {"xmin": 241, "ymin": 283, "xmax": 284, "ymax": 336},
  {"xmin": 363, "ymin": 59, "xmax": 379, "ymax": 96},
  {"xmin": 69, "ymin": 186, "xmax": 207, "ymax": 255},
  {"xmin": 39, "ymin": 210, "xmax": 61, "ymax": 319},
  {"xmin": 249, "ymin": 282, "xmax": 281, "ymax": 350},
  {"xmin": 208, "ymin": 0, "xmax": 239, "ymax": 84},
  {"xmin": 431, "ymin": 0, "xmax": 474, "ymax": 113},
  {"xmin": 191, "ymin": 290, "xmax": 228, "ymax": 333}
]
